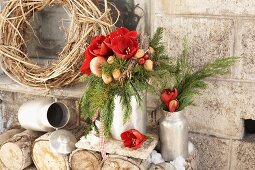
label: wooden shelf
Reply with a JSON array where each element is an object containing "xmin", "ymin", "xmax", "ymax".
[{"xmin": 0, "ymin": 74, "xmax": 84, "ymax": 99}]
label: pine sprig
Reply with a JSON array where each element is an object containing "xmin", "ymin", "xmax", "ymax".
[{"xmin": 172, "ymin": 43, "xmax": 238, "ymax": 111}]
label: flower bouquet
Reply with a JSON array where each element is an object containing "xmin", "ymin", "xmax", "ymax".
[
  {"xmin": 158, "ymin": 42, "xmax": 238, "ymax": 161},
  {"xmin": 160, "ymin": 43, "xmax": 238, "ymax": 112},
  {"xmin": 80, "ymin": 27, "xmax": 172, "ymax": 137}
]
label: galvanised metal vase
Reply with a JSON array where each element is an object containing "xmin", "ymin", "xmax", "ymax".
[{"xmin": 159, "ymin": 109, "xmax": 188, "ymax": 161}]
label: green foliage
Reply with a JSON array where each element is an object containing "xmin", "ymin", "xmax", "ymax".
[{"xmin": 169, "ymin": 42, "xmax": 238, "ymax": 111}]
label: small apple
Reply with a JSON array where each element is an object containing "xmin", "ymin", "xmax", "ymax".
[
  {"xmin": 144, "ymin": 59, "xmax": 153, "ymax": 71},
  {"xmin": 134, "ymin": 49, "xmax": 145, "ymax": 59},
  {"xmin": 102, "ymin": 74, "xmax": 113, "ymax": 84},
  {"xmin": 112, "ymin": 69, "xmax": 121, "ymax": 80},
  {"xmin": 148, "ymin": 46, "xmax": 155, "ymax": 55},
  {"xmin": 90, "ymin": 57, "xmax": 106, "ymax": 76},
  {"xmin": 107, "ymin": 56, "xmax": 115, "ymax": 64}
]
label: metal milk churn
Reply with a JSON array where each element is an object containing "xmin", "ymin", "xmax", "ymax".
[{"xmin": 159, "ymin": 110, "xmax": 188, "ymax": 161}]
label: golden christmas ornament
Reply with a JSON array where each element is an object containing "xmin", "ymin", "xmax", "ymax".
[
  {"xmin": 107, "ymin": 56, "xmax": 115, "ymax": 64},
  {"xmin": 144, "ymin": 60, "xmax": 153, "ymax": 71},
  {"xmin": 102, "ymin": 74, "xmax": 113, "ymax": 84},
  {"xmin": 134, "ymin": 49, "xmax": 145, "ymax": 59},
  {"xmin": 148, "ymin": 46, "xmax": 155, "ymax": 55},
  {"xmin": 112, "ymin": 69, "xmax": 121, "ymax": 80}
]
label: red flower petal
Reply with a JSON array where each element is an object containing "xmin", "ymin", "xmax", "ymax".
[
  {"xmin": 169, "ymin": 99, "xmax": 179, "ymax": 112},
  {"xmin": 124, "ymin": 140, "xmax": 133, "ymax": 147},
  {"xmin": 161, "ymin": 88, "xmax": 179, "ymax": 107},
  {"xmin": 126, "ymin": 31, "xmax": 138, "ymax": 39},
  {"xmin": 80, "ymin": 61, "xmax": 91, "ymax": 75},
  {"xmin": 80, "ymin": 48, "xmax": 94, "ymax": 75}
]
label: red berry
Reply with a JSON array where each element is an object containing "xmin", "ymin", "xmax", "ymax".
[
  {"xmin": 138, "ymin": 58, "xmax": 145, "ymax": 65},
  {"xmin": 143, "ymin": 54, "xmax": 149, "ymax": 60}
]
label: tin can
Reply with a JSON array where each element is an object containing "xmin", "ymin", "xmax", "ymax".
[{"xmin": 159, "ymin": 110, "xmax": 188, "ymax": 161}]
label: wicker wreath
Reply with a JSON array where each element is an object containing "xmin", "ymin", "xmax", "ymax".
[{"xmin": 0, "ymin": 0, "xmax": 117, "ymax": 88}]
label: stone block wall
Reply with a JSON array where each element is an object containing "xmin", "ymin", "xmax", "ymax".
[{"xmin": 149, "ymin": 0, "xmax": 255, "ymax": 169}]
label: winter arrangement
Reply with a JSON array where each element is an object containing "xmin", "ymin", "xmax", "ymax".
[{"xmin": 79, "ymin": 27, "xmax": 172, "ymax": 140}]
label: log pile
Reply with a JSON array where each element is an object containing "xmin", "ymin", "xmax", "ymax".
[
  {"xmin": 0, "ymin": 129, "xmax": 24, "ymax": 169},
  {"xmin": 69, "ymin": 149, "xmax": 102, "ymax": 170},
  {"xmin": 0, "ymin": 128, "xmax": 198, "ymax": 170},
  {"xmin": 32, "ymin": 125, "xmax": 84, "ymax": 170},
  {"xmin": 0, "ymin": 130, "xmax": 43, "ymax": 170}
]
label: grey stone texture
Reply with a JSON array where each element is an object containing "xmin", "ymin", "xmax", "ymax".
[
  {"xmin": 235, "ymin": 20, "xmax": 255, "ymax": 80},
  {"xmin": 184, "ymin": 80, "xmax": 247, "ymax": 139},
  {"xmin": 152, "ymin": 0, "xmax": 255, "ymax": 16},
  {"xmin": 189, "ymin": 132, "xmax": 231, "ymax": 170},
  {"xmin": 230, "ymin": 134, "xmax": 255, "ymax": 170},
  {"xmin": 190, "ymin": 132, "xmax": 255, "ymax": 170}
]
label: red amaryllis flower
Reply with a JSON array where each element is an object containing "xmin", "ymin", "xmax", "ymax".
[
  {"xmin": 111, "ymin": 36, "xmax": 139, "ymax": 59},
  {"xmin": 110, "ymin": 27, "xmax": 138, "ymax": 40},
  {"xmin": 169, "ymin": 99, "xmax": 179, "ymax": 112},
  {"xmin": 80, "ymin": 36, "xmax": 112, "ymax": 75},
  {"xmin": 161, "ymin": 88, "xmax": 178, "ymax": 107},
  {"xmin": 89, "ymin": 35, "xmax": 113, "ymax": 57},
  {"xmin": 80, "ymin": 48, "xmax": 94, "ymax": 75},
  {"xmin": 121, "ymin": 129, "xmax": 147, "ymax": 149},
  {"xmin": 104, "ymin": 27, "xmax": 138, "ymax": 48}
]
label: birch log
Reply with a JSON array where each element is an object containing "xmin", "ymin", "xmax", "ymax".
[
  {"xmin": 0, "ymin": 130, "xmax": 43, "ymax": 170},
  {"xmin": 100, "ymin": 155, "xmax": 150, "ymax": 170},
  {"xmin": 32, "ymin": 125, "xmax": 84, "ymax": 170},
  {"xmin": 69, "ymin": 149, "xmax": 102, "ymax": 170},
  {"xmin": 0, "ymin": 129, "xmax": 24, "ymax": 170}
]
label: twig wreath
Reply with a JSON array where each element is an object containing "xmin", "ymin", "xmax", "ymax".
[{"xmin": 0, "ymin": 0, "xmax": 118, "ymax": 88}]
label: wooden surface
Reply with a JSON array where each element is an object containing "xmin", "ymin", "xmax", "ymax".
[
  {"xmin": 32, "ymin": 126, "xmax": 84, "ymax": 170},
  {"xmin": 69, "ymin": 149, "xmax": 102, "ymax": 170},
  {"xmin": 0, "ymin": 130, "xmax": 43, "ymax": 170},
  {"xmin": 75, "ymin": 134, "xmax": 158, "ymax": 160},
  {"xmin": 32, "ymin": 133, "xmax": 70, "ymax": 170},
  {"xmin": 0, "ymin": 74, "xmax": 83, "ymax": 99},
  {"xmin": 0, "ymin": 129, "xmax": 24, "ymax": 170}
]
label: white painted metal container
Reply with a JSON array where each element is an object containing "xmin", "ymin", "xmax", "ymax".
[
  {"xmin": 18, "ymin": 100, "xmax": 70, "ymax": 132},
  {"xmin": 110, "ymin": 94, "xmax": 147, "ymax": 140}
]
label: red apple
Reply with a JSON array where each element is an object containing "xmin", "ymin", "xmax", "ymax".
[{"xmin": 90, "ymin": 57, "xmax": 106, "ymax": 76}]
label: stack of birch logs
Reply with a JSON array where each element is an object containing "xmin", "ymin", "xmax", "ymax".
[{"xmin": 0, "ymin": 128, "xmax": 198, "ymax": 170}]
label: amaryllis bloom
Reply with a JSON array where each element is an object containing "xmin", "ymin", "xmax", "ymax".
[
  {"xmin": 169, "ymin": 99, "xmax": 179, "ymax": 112},
  {"xmin": 104, "ymin": 27, "xmax": 138, "ymax": 48},
  {"xmin": 89, "ymin": 35, "xmax": 113, "ymax": 57},
  {"xmin": 80, "ymin": 36, "xmax": 112, "ymax": 75},
  {"xmin": 80, "ymin": 48, "xmax": 94, "ymax": 75},
  {"xmin": 121, "ymin": 129, "xmax": 147, "ymax": 149},
  {"xmin": 111, "ymin": 36, "xmax": 139, "ymax": 59},
  {"xmin": 110, "ymin": 27, "xmax": 138, "ymax": 40},
  {"xmin": 160, "ymin": 88, "xmax": 178, "ymax": 107}
]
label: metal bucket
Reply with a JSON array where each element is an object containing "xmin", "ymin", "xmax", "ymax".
[{"xmin": 18, "ymin": 100, "xmax": 70, "ymax": 132}]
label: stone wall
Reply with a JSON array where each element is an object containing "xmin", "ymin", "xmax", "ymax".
[{"xmin": 149, "ymin": 0, "xmax": 255, "ymax": 169}]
